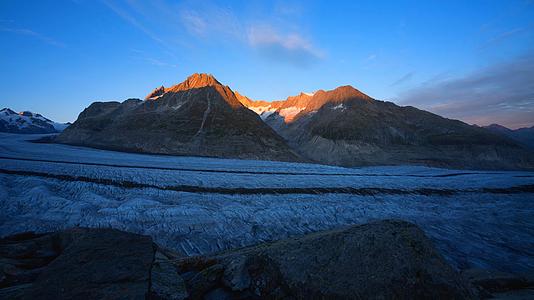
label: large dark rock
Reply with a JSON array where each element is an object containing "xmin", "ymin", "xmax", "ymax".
[
  {"xmin": 10, "ymin": 221, "xmax": 534, "ymax": 299},
  {"xmin": 0, "ymin": 228, "xmax": 155, "ymax": 299},
  {"xmin": 461, "ymin": 268, "xmax": 534, "ymax": 298},
  {"xmin": 150, "ymin": 251, "xmax": 188, "ymax": 300},
  {"xmin": 175, "ymin": 220, "xmax": 474, "ymax": 299}
]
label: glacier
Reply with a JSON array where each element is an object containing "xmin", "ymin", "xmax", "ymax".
[{"xmin": 0, "ymin": 133, "xmax": 533, "ymax": 274}]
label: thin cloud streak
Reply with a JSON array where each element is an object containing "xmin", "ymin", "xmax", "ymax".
[
  {"xmin": 0, "ymin": 27, "xmax": 65, "ymax": 47},
  {"xmin": 479, "ymin": 27, "xmax": 527, "ymax": 49},
  {"xmin": 390, "ymin": 72, "xmax": 414, "ymax": 86},
  {"xmin": 398, "ymin": 53, "xmax": 534, "ymax": 129},
  {"xmin": 101, "ymin": 0, "xmax": 169, "ymax": 50},
  {"xmin": 129, "ymin": 49, "xmax": 177, "ymax": 68}
]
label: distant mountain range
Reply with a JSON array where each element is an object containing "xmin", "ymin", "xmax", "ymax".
[
  {"xmin": 56, "ymin": 73, "xmax": 534, "ymax": 169},
  {"xmin": 0, "ymin": 108, "xmax": 69, "ymax": 134},
  {"xmin": 484, "ymin": 124, "xmax": 534, "ymax": 150}
]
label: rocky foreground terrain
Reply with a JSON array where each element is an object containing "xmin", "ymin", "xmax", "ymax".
[{"xmin": 1, "ymin": 220, "xmax": 532, "ymax": 299}]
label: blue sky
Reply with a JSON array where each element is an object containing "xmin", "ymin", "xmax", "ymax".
[{"xmin": 1, "ymin": 0, "xmax": 533, "ymax": 128}]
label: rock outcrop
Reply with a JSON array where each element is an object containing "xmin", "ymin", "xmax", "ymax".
[
  {"xmin": 4, "ymin": 221, "xmax": 533, "ymax": 299},
  {"xmin": 0, "ymin": 220, "xmax": 483, "ymax": 299},
  {"xmin": 0, "ymin": 228, "xmax": 153, "ymax": 299},
  {"xmin": 56, "ymin": 74, "xmax": 300, "ymax": 162},
  {"xmin": 173, "ymin": 220, "xmax": 474, "ymax": 299}
]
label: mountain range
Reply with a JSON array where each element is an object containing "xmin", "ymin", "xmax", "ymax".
[
  {"xmin": 0, "ymin": 108, "xmax": 68, "ymax": 134},
  {"xmin": 56, "ymin": 73, "xmax": 534, "ymax": 170},
  {"xmin": 484, "ymin": 124, "xmax": 534, "ymax": 150}
]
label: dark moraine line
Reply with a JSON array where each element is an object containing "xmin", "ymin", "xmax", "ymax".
[
  {"xmin": 0, "ymin": 156, "xmax": 502, "ymax": 177},
  {"xmin": 1, "ymin": 168, "xmax": 533, "ymax": 196}
]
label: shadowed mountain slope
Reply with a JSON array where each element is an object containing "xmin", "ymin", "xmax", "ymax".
[
  {"xmin": 485, "ymin": 124, "xmax": 534, "ymax": 150},
  {"xmin": 57, "ymin": 74, "xmax": 300, "ymax": 161},
  {"xmin": 241, "ymin": 85, "xmax": 534, "ymax": 170}
]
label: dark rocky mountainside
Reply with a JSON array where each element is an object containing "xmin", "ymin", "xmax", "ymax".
[
  {"xmin": 10, "ymin": 220, "xmax": 531, "ymax": 299},
  {"xmin": 242, "ymin": 86, "xmax": 534, "ymax": 170},
  {"xmin": 56, "ymin": 74, "xmax": 299, "ymax": 161},
  {"xmin": 0, "ymin": 108, "xmax": 68, "ymax": 134},
  {"xmin": 485, "ymin": 124, "xmax": 534, "ymax": 150}
]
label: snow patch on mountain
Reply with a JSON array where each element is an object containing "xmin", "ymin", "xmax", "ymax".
[
  {"xmin": 332, "ymin": 103, "xmax": 345, "ymax": 110},
  {"xmin": 249, "ymin": 105, "xmax": 273, "ymax": 115},
  {"xmin": 278, "ymin": 106, "xmax": 306, "ymax": 122}
]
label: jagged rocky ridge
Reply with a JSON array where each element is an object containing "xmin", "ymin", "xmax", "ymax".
[
  {"xmin": 56, "ymin": 74, "xmax": 299, "ymax": 161},
  {"xmin": 3, "ymin": 220, "xmax": 513, "ymax": 299},
  {"xmin": 0, "ymin": 108, "xmax": 68, "ymax": 134},
  {"xmin": 241, "ymin": 86, "xmax": 534, "ymax": 170}
]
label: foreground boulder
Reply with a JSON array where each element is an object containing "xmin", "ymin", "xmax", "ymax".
[
  {"xmin": 0, "ymin": 228, "xmax": 158, "ymax": 299},
  {"xmin": 174, "ymin": 220, "xmax": 473, "ymax": 299},
  {"xmin": 0, "ymin": 220, "xmax": 490, "ymax": 299},
  {"xmin": 461, "ymin": 268, "xmax": 534, "ymax": 298}
]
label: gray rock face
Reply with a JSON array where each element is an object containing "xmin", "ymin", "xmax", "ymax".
[
  {"xmin": 151, "ymin": 251, "xmax": 188, "ymax": 300},
  {"xmin": 175, "ymin": 220, "xmax": 474, "ymax": 299},
  {"xmin": 0, "ymin": 228, "xmax": 154, "ymax": 299},
  {"xmin": 8, "ymin": 222, "xmax": 534, "ymax": 299},
  {"xmin": 462, "ymin": 268, "xmax": 533, "ymax": 294},
  {"xmin": 56, "ymin": 74, "xmax": 300, "ymax": 162},
  {"xmin": 243, "ymin": 86, "xmax": 534, "ymax": 170}
]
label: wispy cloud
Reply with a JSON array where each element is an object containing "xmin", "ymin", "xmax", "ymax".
[
  {"xmin": 101, "ymin": 0, "xmax": 169, "ymax": 49},
  {"xmin": 0, "ymin": 27, "xmax": 65, "ymax": 47},
  {"xmin": 247, "ymin": 24, "xmax": 323, "ymax": 67},
  {"xmin": 365, "ymin": 53, "xmax": 377, "ymax": 62},
  {"xmin": 479, "ymin": 27, "xmax": 527, "ymax": 49},
  {"xmin": 274, "ymin": 2, "xmax": 303, "ymax": 16},
  {"xmin": 129, "ymin": 49, "xmax": 177, "ymax": 68},
  {"xmin": 101, "ymin": 0, "xmax": 323, "ymax": 68},
  {"xmin": 178, "ymin": 4, "xmax": 242, "ymax": 40},
  {"xmin": 176, "ymin": 1, "xmax": 323, "ymax": 67},
  {"xmin": 390, "ymin": 72, "xmax": 414, "ymax": 86},
  {"xmin": 179, "ymin": 10, "xmax": 208, "ymax": 37},
  {"xmin": 398, "ymin": 53, "xmax": 534, "ymax": 129}
]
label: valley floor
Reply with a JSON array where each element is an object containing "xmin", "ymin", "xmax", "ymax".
[{"xmin": 0, "ymin": 133, "xmax": 533, "ymax": 274}]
